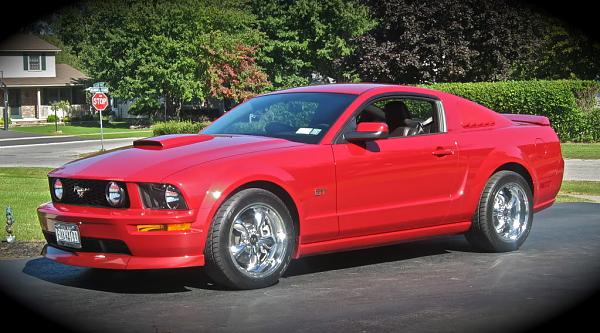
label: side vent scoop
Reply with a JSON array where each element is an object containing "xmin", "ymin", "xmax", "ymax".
[{"xmin": 133, "ymin": 134, "xmax": 213, "ymax": 150}]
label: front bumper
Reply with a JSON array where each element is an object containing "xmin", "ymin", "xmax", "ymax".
[{"xmin": 37, "ymin": 202, "xmax": 205, "ymax": 269}]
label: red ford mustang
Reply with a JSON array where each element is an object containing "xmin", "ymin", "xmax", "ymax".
[{"xmin": 38, "ymin": 84, "xmax": 564, "ymax": 289}]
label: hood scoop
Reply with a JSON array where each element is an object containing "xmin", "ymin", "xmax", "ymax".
[{"xmin": 133, "ymin": 134, "xmax": 214, "ymax": 150}]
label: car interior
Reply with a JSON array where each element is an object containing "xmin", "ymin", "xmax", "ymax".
[{"xmin": 355, "ymin": 98, "xmax": 440, "ymax": 138}]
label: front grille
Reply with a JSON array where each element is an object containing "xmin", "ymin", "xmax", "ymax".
[
  {"xmin": 43, "ymin": 231, "xmax": 132, "ymax": 255},
  {"xmin": 49, "ymin": 178, "xmax": 130, "ymax": 208}
]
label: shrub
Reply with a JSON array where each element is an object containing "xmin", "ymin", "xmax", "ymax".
[
  {"xmin": 581, "ymin": 108, "xmax": 600, "ymax": 142},
  {"xmin": 47, "ymin": 114, "xmax": 59, "ymax": 123},
  {"xmin": 152, "ymin": 120, "xmax": 212, "ymax": 136},
  {"xmin": 0, "ymin": 116, "xmax": 10, "ymax": 126},
  {"xmin": 426, "ymin": 80, "xmax": 600, "ymax": 142}
]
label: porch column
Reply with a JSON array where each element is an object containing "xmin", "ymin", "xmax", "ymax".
[{"xmin": 36, "ymin": 88, "xmax": 41, "ymax": 119}]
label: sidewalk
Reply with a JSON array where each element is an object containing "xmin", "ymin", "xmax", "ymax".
[{"xmin": 564, "ymin": 159, "xmax": 600, "ymax": 181}]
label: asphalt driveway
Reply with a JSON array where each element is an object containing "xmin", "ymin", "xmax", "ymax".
[{"xmin": 1, "ymin": 203, "xmax": 599, "ymax": 332}]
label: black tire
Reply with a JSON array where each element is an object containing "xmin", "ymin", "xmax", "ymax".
[
  {"xmin": 204, "ymin": 188, "xmax": 296, "ymax": 289},
  {"xmin": 466, "ymin": 170, "xmax": 533, "ymax": 252}
]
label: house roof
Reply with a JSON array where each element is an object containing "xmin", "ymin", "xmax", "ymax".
[
  {"xmin": 0, "ymin": 34, "xmax": 61, "ymax": 52},
  {"xmin": 3, "ymin": 64, "xmax": 89, "ymax": 87}
]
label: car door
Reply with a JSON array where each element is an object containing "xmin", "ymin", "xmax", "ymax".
[{"xmin": 332, "ymin": 96, "xmax": 463, "ymax": 238}]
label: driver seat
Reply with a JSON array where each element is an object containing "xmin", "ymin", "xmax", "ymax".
[
  {"xmin": 397, "ymin": 119, "xmax": 421, "ymax": 136},
  {"xmin": 384, "ymin": 101, "xmax": 419, "ymax": 137}
]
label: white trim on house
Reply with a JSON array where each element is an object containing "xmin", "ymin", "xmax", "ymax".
[
  {"xmin": 5, "ymin": 84, "xmax": 86, "ymax": 88},
  {"xmin": 0, "ymin": 49, "xmax": 60, "ymax": 52}
]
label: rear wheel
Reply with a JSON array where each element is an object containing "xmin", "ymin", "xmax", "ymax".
[
  {"xmin": 204, "ymin": 188, "xmax": 295, "ymax": 289},
  {"xmin": 466, "ymin": 171, "xmax": 533, "ymax": 252}
]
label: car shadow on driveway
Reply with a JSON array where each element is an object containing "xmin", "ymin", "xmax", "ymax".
[
  {"xmin": 284, "ymin": 234, "xmax": 472, "ymax": 277},
  {"xmin": 21, "ymin": 235, "xmax": 473, "ymax": 294}
]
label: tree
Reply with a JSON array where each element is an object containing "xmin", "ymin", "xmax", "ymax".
[
  {"xmin": 207, "ymin": 44, "xmax": 272, "ymax": 104},
  {"xmin": 511, "ymin": 19, "xmax": 600, "ymax": 80},
  {"xmin": 49, "ymin": 0, "xmax": 268, "ymax": 118},
  {"xmin": 249, "ymin": 0, "xmax": 377, "ymax": 87},
  {"xmin": 50, "ymin": 100, "xmax": 70, "ymax": 132},
  {"xmin": 350, "ymin": 0, "xmax": 549, "ymax": 83}
]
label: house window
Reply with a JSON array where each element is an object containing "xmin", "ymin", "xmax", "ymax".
[
  {"xmin": 28, "ymin": 55, "xmax": 41, "ymax": 71},
  {"xmin": 23, "ymin": 54, "xmax": 46, "ymax": 71},
  {"xmin": 43, "ymin": 88, "xmax": 60, "ymax": 104}
]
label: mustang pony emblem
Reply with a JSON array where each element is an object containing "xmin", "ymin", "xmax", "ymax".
[{"xmin": 73, "ymin": 186, "xmax": 90, "ymax": 198}]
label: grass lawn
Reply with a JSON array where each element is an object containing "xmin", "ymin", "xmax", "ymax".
[
  {"xmin": 561, "ymin": 143, "xmax": 600, "ymax": 159},
  {"xmin": 0, "ymin": 167, "xmax": 52, "ymax": 241},
  {"xmin": 11, "ymin": 123, "xmax": 152, "ymax": 139},
  {"xmin": 552, "ymin": 180, "xmax": 600, "ymax": 203},
  {"xmin": 555, "ymin": 194, "xmax": 594, "ymax": 203},
  {"xmin": 559, "ymin": 180, "xmax": 600, "ymax": 196},
  {"xmin": 1, "ymin": 167, "xmax": 598, "ymax": 242}
]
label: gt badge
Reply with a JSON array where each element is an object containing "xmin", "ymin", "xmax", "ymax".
[{"xmin": 314, "ymin": 188, "xmax": 326, "ymax": 196}]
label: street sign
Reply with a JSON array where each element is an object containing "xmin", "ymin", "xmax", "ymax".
[
  {"xmin": 86, "ymin": 86, "xmax": 109, "ymax": 93},
  {"xmin": 91, "ymin": 92, "xmax": 109, "ymax": 111}
]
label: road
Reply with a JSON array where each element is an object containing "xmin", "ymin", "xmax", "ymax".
[
  {"xmin": 0, "ymin": 137, "xmax": 140, "ymax": 168},
  {"xmin": 0, "ymin": 203, "xmax": 599, "ymax": 332}
]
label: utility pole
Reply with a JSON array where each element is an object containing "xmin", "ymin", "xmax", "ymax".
[{"xmin": 1, "ymin": 71, "xmax": 8, "ymax": 131}]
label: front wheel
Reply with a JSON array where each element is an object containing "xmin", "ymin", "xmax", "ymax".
[
  {"xmin": 204, "ymin": 188, "xmax": 295, "ymax": 289},
  {"xmin": 466, "ymin": 171, "xmax": 533, "ymax": 252}
]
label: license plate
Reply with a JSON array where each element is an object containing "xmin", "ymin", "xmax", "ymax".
[{"xmin": 55, "ymin": 222, "xmax": 82, "ymax": 249}]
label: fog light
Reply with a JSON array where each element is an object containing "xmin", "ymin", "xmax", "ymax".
[{"xmin": 137, "ymin": 223, "xmax": 191, "ymax": 232}]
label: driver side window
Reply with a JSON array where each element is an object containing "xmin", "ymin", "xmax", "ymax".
[{"xmin": 356, "ymin": 97, "xmax": 441, "ymax": 138}]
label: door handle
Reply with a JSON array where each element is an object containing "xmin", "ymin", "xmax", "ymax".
[{"xmin": 432, "ymin": 147, "xmax": 454, "ymax": 157}]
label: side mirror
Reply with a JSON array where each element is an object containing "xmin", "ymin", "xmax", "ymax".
[{"xmin": 344, "ymin": 122, "xmax": 389, "ymax": 142}]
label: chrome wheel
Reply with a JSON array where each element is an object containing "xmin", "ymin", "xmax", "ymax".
[
  {"xmin": 492, "ymin": 182, "xmax": 530, "ymax": 241},
  {"xmin": 228, "ymin": 203, "xmax": 288, "ymax": 278}
]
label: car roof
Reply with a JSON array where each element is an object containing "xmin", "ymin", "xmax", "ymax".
[{"xmin": 266, "ymin": 83, "xmax": 443, "ymax": 97}]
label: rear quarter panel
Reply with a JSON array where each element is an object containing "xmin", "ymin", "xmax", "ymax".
[{"xmin": 443, "ymin": 93, "xmax": 564, "ymax": 222}]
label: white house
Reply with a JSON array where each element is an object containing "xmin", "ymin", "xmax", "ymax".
[{"xmin": 0, "ymin": 34, "xmax": 89, "ymax": 122}]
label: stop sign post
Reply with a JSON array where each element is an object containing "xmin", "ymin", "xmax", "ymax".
[{"xmin": 91, "ymin": 92, "xmax": 109, "ymax": 150}]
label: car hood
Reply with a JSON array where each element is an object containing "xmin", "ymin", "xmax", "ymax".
[{"xmin": 49, "ymin": 134, "xmax": 303, "ymax": 182}]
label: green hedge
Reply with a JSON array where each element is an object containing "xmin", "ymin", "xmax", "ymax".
[
  {"xmin": 152, "ymin": 120, "xmax": 212, "ymax": 136},
  {"xmin": 426, "ymin": 80, "xmax": 600, "ymax": 142}
]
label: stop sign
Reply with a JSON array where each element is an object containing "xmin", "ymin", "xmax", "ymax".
[{"xmin": 91, "ymin": 92, "xmax": 109, "ymax": 111}]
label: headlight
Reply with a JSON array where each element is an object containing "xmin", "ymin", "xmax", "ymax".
[
  {"xmin": 53, "ymin": 178, "xmax": 63, "ymax": 200},
  {"xmin": 164, "ymin": 185, "xmax": 184, "ymax": 209},
  {"xmin": 139, "ymin": 183, "xmax": 188, "ymax": 210},
  {"xmin": 106, "ymin": 181, "xmax": 125, "ymax": 207}
]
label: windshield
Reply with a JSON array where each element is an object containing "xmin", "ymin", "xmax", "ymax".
[{"xmin": 202, "ymin": 92, "xmax": 357, "ymax": 144}]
